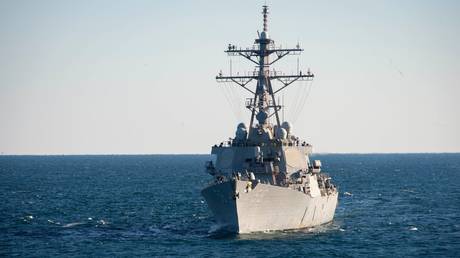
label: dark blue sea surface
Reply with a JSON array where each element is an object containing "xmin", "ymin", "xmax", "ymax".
[{"xmin": 1, "ymin": 154, "xmax": 459, "ymax": 257}]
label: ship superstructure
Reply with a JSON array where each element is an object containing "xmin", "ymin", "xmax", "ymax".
[{"xmin": 202, "ymin": 5, "xmax": 338, "ymax": 234}]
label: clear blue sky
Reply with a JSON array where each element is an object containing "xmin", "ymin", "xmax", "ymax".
[{"xmin": 1, "ymin": 0, "xmax": 459, "ymax": 154}]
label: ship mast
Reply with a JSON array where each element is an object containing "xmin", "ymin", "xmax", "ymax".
[{"xmin": 216, "ymin": 5, "xmax": 314, "ymax": 134}]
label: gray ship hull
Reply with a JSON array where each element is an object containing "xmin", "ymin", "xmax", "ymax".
[{"xmin": 202, "ymin": 180, "xmax": 338, "ymax": 233}]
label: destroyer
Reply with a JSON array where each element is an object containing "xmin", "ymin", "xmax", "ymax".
[{"xmin": 202, "ymin": 6, "xmax": 338, "ymax": 234}]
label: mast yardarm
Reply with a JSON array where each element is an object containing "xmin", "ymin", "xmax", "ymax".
[{"xmin": 216, "ymin": 5, "xmax": 314, "ymax": 131}]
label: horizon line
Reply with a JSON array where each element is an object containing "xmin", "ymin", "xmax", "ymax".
[{"xmin": 1, "ymin": 152, "xmax": 459, "ymax": 156}]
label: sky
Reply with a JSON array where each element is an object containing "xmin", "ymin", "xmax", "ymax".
[{"xmin": 0, "ymin": 0, "xmax": 459, "ymax": 154}]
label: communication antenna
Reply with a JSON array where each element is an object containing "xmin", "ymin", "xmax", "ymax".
[{"xmin": 262, "ymin": 5, "xmax": 268, "ymax": 32}]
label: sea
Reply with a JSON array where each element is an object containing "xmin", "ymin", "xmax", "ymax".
[{"xmin": 1, "ymin": 154, "xmax": 459, "ymax": 257}]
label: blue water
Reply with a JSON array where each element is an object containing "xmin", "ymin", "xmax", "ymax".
[{"xmin": 1, "ymin": 154, "xmax": 459, "ymax": 257}]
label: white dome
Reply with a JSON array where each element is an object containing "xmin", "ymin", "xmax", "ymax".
[
  {"xmin": 275, "ymin": 127, "xmax": 287, "ymax": 140},
  {"xmin": 235, "ymin": 127, "xmax": 247, "ymax": 140},
  {"xmin": 281, "ymin": 121, "xmax": 292, "ymax": 135}
]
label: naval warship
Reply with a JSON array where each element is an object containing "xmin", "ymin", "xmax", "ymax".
[{"xmin": 202, "ymin": 6, "xmax": 338, "ymax": 234}]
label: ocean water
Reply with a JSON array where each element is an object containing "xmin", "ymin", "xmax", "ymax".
[{"xmin": 1, "ymin": 154, "xmax": 459, "ymax": 257}]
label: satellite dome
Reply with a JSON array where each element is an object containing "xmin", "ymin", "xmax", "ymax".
[
  {"xmin": 281, "ymin": 121, "xmax": 292, "ymax": 135},
  {"xmin": 275, "ymin": 127, "xmax": 287, "ymax": 140},
  {"xmin": 235, "ymin": 125, "xmax": 247, "ymax": 140}
]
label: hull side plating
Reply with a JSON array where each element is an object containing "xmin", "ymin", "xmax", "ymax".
[
  {"xmin": 202, "ymin": 180, "xmax": 338, "ymax": 233},
  {"xmin": 201, "ymin": 181, "xmax": 238, "ymax": 232}
]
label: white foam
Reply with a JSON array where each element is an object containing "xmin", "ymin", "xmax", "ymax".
[
  {"xmin": 208, "ymin": 223, "xmax": 232, "ymax": 234},
  {"xmin": 148, "ymin": 226, "xmax": 162, "ymax": 234},
  {"xmin": 62, "ymin": 222, "xmax": 85, "ymax": 228},
  {"xmin": 98, "ymin": 219, "xmax": 108, "ymax": 225}
]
